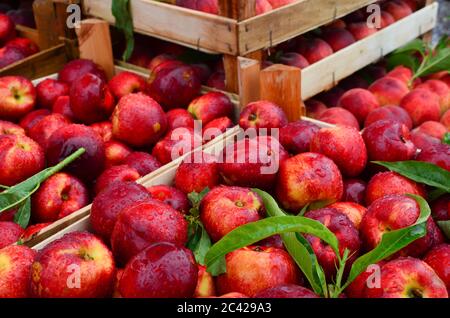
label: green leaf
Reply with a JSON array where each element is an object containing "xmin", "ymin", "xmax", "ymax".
[
  {"xmin": 112, "ymin": 0, "xmax": 135, "ymax": 61},
  {"xmin": 437, "ymin": 221, "xmax": 450, "ymax": 240},
  {"xmin": 342, "ymin": 194, "xmax": 431, "ymax": 291},
  {"xmin": 14, "ymin": 197, "xmax": 31, "ymax": 229},
  {"xmin": 414, "ymin": 47, "xmax": 450, "ymax": 78},
  {"xmin": 373, "ymin": 161, "xmax": 450, "ymax": 193},
  {"xmin": 206, "ymin": 256, "xmax": 226, "ymax": 276},
  {"xmin": 187, "ymin": 187, "xmax": 210, "ymax": 209},
  {"xmin": 435, "ymin": 36, "xmax": 450, "ymax": 51},
  {"xmin": 187, "ymin": 223, "xmax": 212, "ymax": 266},
  {"xmin": 253, "ymin": 189, "xmax": 328, "ymax": 295},
  {"xmin": 0, "ymin": 148, "xmax": 86, "ymax": 214},
  {"xmin": 443, "ymin": 132, "xmax": 450, "ymax": 145},
  {"xmin": 387, "ymin": 53, "xmax": 420, "ymax": 72},
  {"xmin": 393, "ymin": 39, "xmax": 426, "ymax": 55},
  {"xmin": 298, "ymin": 203, "xmax": 309, "ymax": 216}
]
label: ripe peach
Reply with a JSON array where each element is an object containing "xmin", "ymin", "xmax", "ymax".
[
  {"xmin": 0, "ymin": 221, "xmax": 24, "ymax": 248},
  {"xmin": 18, "ymin": 109, "xmax": 50, "ymax": 132},
  {"xmin": 386, "ymin": 65, "xmax": 413, "ymax": 85},
  {"xmin": 328, "ymin": 202, "xmax": 367, "ymax": 229},
  {"xmin": 278, "ymin": 52, "xmax": 310, "ymax": 69},
  {"xmin": 90, "ymin": 121, "xmax": 112, "ymax": 143},
  {"xmin": 413, "ymin": 121, "xmax": 447, "ymax": 140},
  {"xmin": 416, "ymin": 143, "xmax": 450, "ymax": 171},
  {"xmin": 146, "ymin": 184, "xmax": 190, "ymax": 214},
  {"xmin": 52, "ymin": 95, "xmax": 75, "ymax": 121},
  {"xmin": 369, "ymin": 76, "xmax": 409, "ymax": 106},
  {"xmin": 104, "ymin": 140, "xmax": 132, "ymax": 168},
  {"xmin": 112, "ymin": 93, "xmax": 167, "ymax": 147},
  {"xmin": 310, "ymin": 125, "xmax": 367, "ymax": 177},
  {"xmin": 123, "ymin": 152, "xmax": 162, "ymax": 175},
  {"xmin": 94, "ymin": 165, "xmax": 140, "ymax": 195},
  {"xmin": 276, "ymin": 152, "xmax": 343, "ymax": 210},
  {"xmin": 31, "ymin": 172, "xmax": 89, "ymax": 223},
  {"xmin": 423, "ymin": 244, "xmax": 450, "ymax": 291},
  {"xmin": 107, "ymin": 71, "xmax": 147, "ymax": 100},
  {"xmin": 239, "ymin": 100, "xmax": 288, "ymax": 130},
  {"xmin": 347, "ymin": 22, "xmax": 377, "ymax": 40},
  {"xmin": 296, "ymin": 37, "xmax": 333, "ymax": 64},
  {"xmin": 0, "ymin": 76, "xmax": 36, "ymax": 120},
  {"xmin": 383, "ymin": 0, "xmax": 413, "ymax": 20},
  {"xmin": 203, "ymin": 116, "xmax": 234, "ymax": 142},
  {"xmin": 28, "ymin": 113, "xmax": 71, "ymax": 150},
  {"xmin": 305, "ymin": 99, "xmax": 327, "ymax": 119},
  {"xmin": 188, "ymin": 91, "xmax": 234, "ymax": 125},
  {"xmin": 0, "ymin": 119, "xmax": 25, "ymax": 136},
  {"xmin": 400, "ymin": 89, "xmax": 441, "ymax": 126},
  {"xmin": 280, "ymin": 120, "xmax": 320, "ymax": 154},
  {"xmin": 417, "ymin": 79, "xmax": 450, "ymax": 115},
  {"xmin": 58, "ymin": 59, "xmax": 106, "ymax": 85},
  {"xmin": 337, "ymin": 88, "xmax": 380, "ymax": 124},
  {"xmin": 166, "ymin": 108, "xmax": 194, "ymax": 130},
  {"xmin": 343, "ymin": 178, "xmax": 367, "ymax": 206},
  {"xmin": 321, "ymin": 28, "xmax": 355, "ymax": 51},
  {"xmin": 317, "ymin": 107, "xmax": 360, "ymax": 129},
  {"xmin": 364, "ymin": 105, "xmax": 413, "ymax": 129},
  {"xmin": 365, "ymin": 171, "xmax": 426, "ymax": 205},
  {"xmin": 35, "ymin": 78, "xmax": 69, "ymax": 109},
  {"xmin": 441, "ymin": 109, "xmax": 450, "ymax": 130}
]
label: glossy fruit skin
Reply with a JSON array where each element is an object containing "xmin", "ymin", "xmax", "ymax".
[
  {"xmin": 29, "ymin": 231, "xmax": 115, "ymax": 298},
  {"xmin": 58, "ymin": 59, "xmax": 106, "ymax": 85},
  {"xmin": 90, "ymin": 181, "xmax": 151, "ymax": 241},
  {"xmin": 31, "ymin": 172, "xmax": 89, "ymax": 223},
  {"xmin": 174, "ymin": 154, "xmax": 219, "ymax": 194},
  {"xmin": 0, "ymin": 120, "xmax": 25, "ymax": 136},
  {"xmin": 111, "ymin": 199, "xmax": 188, "ymax": 265},
  {"xmin": 94, "ymin": 165, "xmax": 140, "ymax": 195},
  {"xmin": 369, "ymin": 77, "xmax": 409, "ymax": 106},
  {"xmin": 200, "ymin": 186, "xmax": 265, "ymax": 242},
  {"xmin": 0, "ymin": 76, "xmax": 36, "ymax": 120},
  {"xmin": 276, "ymin": 152, "xmax": 344, "ymax": 211},
  {"xmin": 146, "ymin": 184, "xmax": 190, "ymax": 214},
  {"xmin": 400, "ymin": 89, "xmax": 441, "ymax": 126},
  {"xmin": 188, "ymin": 91, "xmax": 234, "ymax": 125},
  {"xmin": 46, "ymin": 124, "xmax": 106, "ymax": 183},
  {"xmin": 423, "ymin": 244, "xmax": 450, "ymax": 291},
  {"xmin": 362, "ymin": 120, "xmax": 416, "ymax": 162},
  {"xmin": 166, "ymin": 108, "xmax": 194, "ymax": 130},
  {"xmin": 360, "ymin": 194, "xmax": 441, "ymax": 258},
  {"xmin": 364, "ymin": 257, "xmax": 448, "ymax": 298},
  {"xmin": 36, "ymin": 79, "xmax": 69, "ymax": 109},
  {"xmin": 416, "ymin": 143, "xmax": 450, "ymax": 172},
  {"xmin": 123, "ymin": 152, "xmax": 162, "ymax": 175},
  {"xmin": 279, "ymin": 120, "xmax": 320, "ymax": 154},
  {"xmin": 365, "ymin": 171, "xmax": 426, "ymax": 205},
  {"xmin": 107, "ymin": 71, "xmax": 147, "ymax": 100},
  {"xmin": 0, "ymin": 221, "xmax": 24, "ymax": 248},
  {"xmin": 431, "ymin": 195, "xmax": 450, "ymax": 221},
  {"xmin": 19, "ymin": 109, "xmax": 51, "ymax": 132},
  {"xmin": 219, "ymin": 136, "xmax": 289, "ymax": 190},
  {"xmin": 28, "ymin": 113, "xmax": 71, "ymax": 150},
  {"xmin": 239, "ymin": 101, "xmax": 288, "ymax": 130},
  {"xmin": 253, "ymin": 284, "xmax": 319, "ymax": 298},
  {"xmin": 0, "ymin": 245, "xmax": 36, "ymax": 298},
  {"xmin": 69, "ymin": 73, "xmax": 115, "ymax": 124},
  {"xmin": 337, "ymin": 88, "xmax": 380, "ymax": 124},
  {"xmin": 112, "ymin": 93, "xmax": 167, "ymax": 147},
  {"xmin": 216, "ymin": 246, "xmax": 300, "ymax": 297},
  {"xmin": 0, "ymin": 134, "xmax": 45, "ymax": 186},
  {"xmin": 318, "ymin": 107, "xmax": 360, "ymax": 130},
  {"xmin": 304, "ymin": 208, "xmax": 361, "ymax": 279},
  {"xmin": 364, "ymin": 105, "xmax": 413, "ymax": 129},
  {"xmin": 119, "ymin": 242, "xmax": 198, "ymax": 298},
  {"xmin": 52, "ymin": 96, "xmax": 75, "ymax": 121},
  {"xmin": 310, "ymin": 126, "xmax": 368, "ymax": 177},
  {"xmin": 321, "ymin": 28, "xmax": 355, "ymax": 52},
  {"xmin": 148, "ymin": 62, "xmax": 201, "ymax": 110}
]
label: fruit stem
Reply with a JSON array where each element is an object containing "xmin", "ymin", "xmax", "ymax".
[{"xmin": 329, "ymin": 249, "xmax": 350, "ymax": 298}]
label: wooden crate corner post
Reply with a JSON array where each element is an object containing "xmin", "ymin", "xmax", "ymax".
[
  {"xmin": 260, "ymin": 64, "xmax": 305, "ymax": 122},
  {"xmin": 33, "ymin": 0, "xmax": 62, "ymax": 49},
  {"xmin": 75, "ymin": 19, "xmax": 114, "ymax": 79},
  {"xmin": 219, "ymin": 0, "xmax": 257, "ymax": 94},
  {"xmin": 237, "ymin": 56, "xmax": 261, "ymax": 111}
]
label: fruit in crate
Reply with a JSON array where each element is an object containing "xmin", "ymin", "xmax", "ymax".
[
  {"xmin": 36, "ymin": 79, "xmax": 69, "ymax": 109},
  {"xmin": 90, "ymin": 181, "xmax": 150, "ymax": 241},
  {"xmin": 58, "ymin": 59, "xmax": 106, "ymax": 85},
  {"xmin": 119, "ymin": 242, "xmax": 198, "ymax": 298},
  {"xmin": 239, "ymin": 101, "xmax": 288, "ymax": 130},
  {"xmin": 0, "ymin": 245, "xmax": 36, "ymax": 298},
  {"xmin": 200, "ymin": 186, "xmax": 265, "ymax": 242},
  {"xmin": 46, "ymin": 124, "xmax": 106, "ymax": 182},
  {"xmin": 0, "ymin": 221, "xmax": 24, "ymax": 248},
  {"xmin": 0, "ymin": 134, "xmax": 45, "ymax": 186},
  {"xmin": 112, "ymin": 93, "xmax": 167, "ymax": 147},
  {"xmin": 0, "ymin": 76, "xmax": 36, "ymax": 120},
  {"xmin": 69, "ymin": 73, "xmax": 115, "ymax": 124},
  {"xmin": 216, "ymin": 246, "xmax": 300, "ymax": 297},
  {"xmin": 30, "ymin": 231, "xmax": 115, "ymax": 298},
  {"xmin": 188, "ymin": 92, "xmax": 234, "ymax": 125}
]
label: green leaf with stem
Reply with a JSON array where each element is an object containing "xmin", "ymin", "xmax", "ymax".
[
  {"xmin": 254, "ymin": 189, "xmax": 330, "ymax": 296},
  {"xmin": 338, "ymin": 194, "xmax": 431, "ymax": 294},
  {"xmin": 0, "ymin": 148, "xmax": 86, "ymax": 215}
]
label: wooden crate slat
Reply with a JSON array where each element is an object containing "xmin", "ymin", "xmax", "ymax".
[
  {"xmin": 301, "ymin": 2, "xmax": 438, "ymax": 100},
  {"xmin": 238, "ymin": 0, "xmax": 377, "ymax": 55},
  {"xmin": 0, "ymin": 43, "xmax": 68, "ymax": 79},
  {"xmin": 82, "ymin": 0, "xmax": 238, "ymax": 54}
]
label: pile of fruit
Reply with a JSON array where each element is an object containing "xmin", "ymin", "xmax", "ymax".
[
  {"xmin": 0, "ymin": 12, "xmax": 39, "ymax": 68},
  {"xmin": 0, "ymin": 58, "xmax": 236, "ymax": 244}
]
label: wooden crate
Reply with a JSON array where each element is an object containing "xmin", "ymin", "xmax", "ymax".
[
  {"xmin": 0, "ymin": 0, "xmax": 73, "ymax": 78},
  {"xmin": 82, "ymin": 0, "xmax": 379, "ymax": 55},
  {"xmin": 31, "ymin": 117, "xmax": 333, "ymax": 250}
]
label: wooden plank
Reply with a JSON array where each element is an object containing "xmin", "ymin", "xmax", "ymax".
[
  {"xmin": 237, "ymin": 57, "xmax": 260, "ymax": 113},
  {"xmin": 239, "ymin": 0, "xmax": 377, "ymax": 55},
  {"xmin": 0, "ymin": 44, "xmax": 68, "ymax": 79},
  {"xmin": 260, "ymin": 64, "xmax": 303, "ymax": 122},
  {"xmin": 76, "ymin": 19, "xmax": 115, "ymax": 79},
  {"xmin": 301, "ymin": 2, "xmax": 438, "ymax": 100},
  {"xmin": 33, "ymin": 0, "xmax": 61, "ymax": 49},
  {"xmin": 15, "ymin": 25, "xmax": 40, "ymax": 48},
  {"xmin": 82, "ymin": 0, "xmax": 238, "ymax": 54}
]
